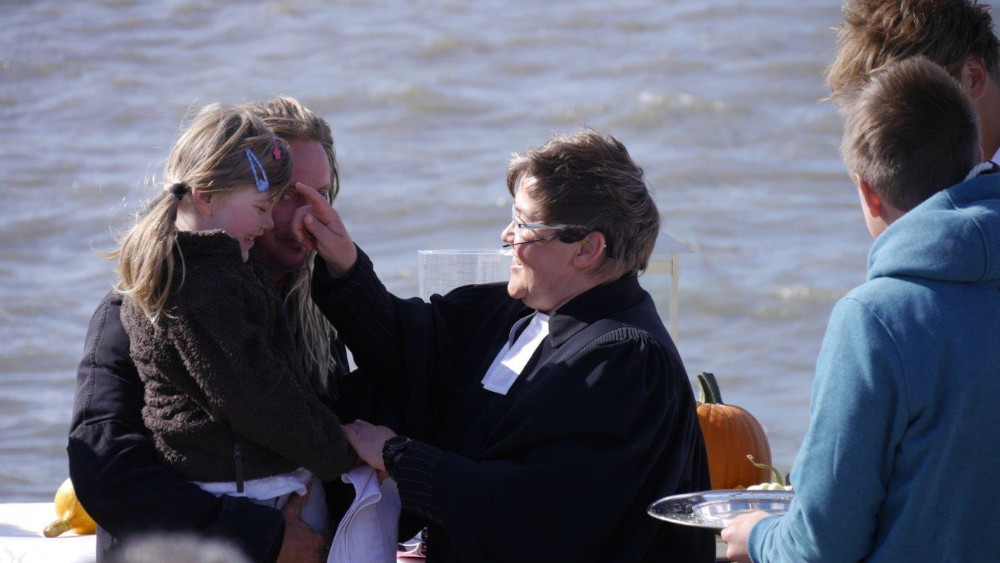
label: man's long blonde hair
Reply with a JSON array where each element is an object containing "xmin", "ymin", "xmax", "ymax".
[
  {"xmin": 244, "ymin": 96, "xmax": 342, "ymax": 392},
  {"xmin": 111, "ymin": 103, "xmax": 292, "ymax": 323}
]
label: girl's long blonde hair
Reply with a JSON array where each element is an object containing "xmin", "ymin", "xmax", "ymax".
[{"xmin": 111, "ymin": 103, "xmax": 293, "ymax": 323}]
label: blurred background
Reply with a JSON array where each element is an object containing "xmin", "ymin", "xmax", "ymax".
[{"xmin": 1, "ymin": 0, "xmax": 894, "ymax": 500}]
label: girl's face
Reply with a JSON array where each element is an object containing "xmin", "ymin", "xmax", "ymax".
[{"xmin": 205, "ymin": 185, "xmax": 276, "ymax": 262}]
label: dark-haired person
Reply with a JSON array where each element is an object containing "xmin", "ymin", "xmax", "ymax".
[
  {"xmin": 827, "ymin": 0, "xmax": 1000, "ymax": 162},
  {"xmin": 68, "ymin": 96, "xmax": 354, "ymax": 563},
  {"xmin": 723, "ymin": 57, "xmax": 1000, "ymax": 562},
  {"xmin": 293, "ymin": 129, "xmax": 715, "ymax": 562}
]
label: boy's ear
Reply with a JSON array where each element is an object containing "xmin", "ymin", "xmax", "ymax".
[
  {"xmin": 190, "ymin": 188, "xmax": 214, "ymax": 217},
  {"xmin": 856, "ymin": 175, "xmax": 885, "ymax": 218},
  {"xmin": 960, "ymin": 57, "xmax": 990, "ymax": 100}
]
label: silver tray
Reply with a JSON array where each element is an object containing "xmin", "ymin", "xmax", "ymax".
[{"xmin": 647, "ymin": 489, "xmax": 794, "ymax": 530}]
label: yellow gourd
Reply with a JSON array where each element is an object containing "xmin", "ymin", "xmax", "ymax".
[{"xmin": 43, "ymin": 478, "xmax": 97, "ymax": 537}]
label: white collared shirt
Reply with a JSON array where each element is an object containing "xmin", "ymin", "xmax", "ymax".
[{"xmin": 481, "ymin": 312, "xmax": 550, "ymax": 395}]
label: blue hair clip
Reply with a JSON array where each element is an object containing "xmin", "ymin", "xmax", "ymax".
[{"xmin": 245, "ymin": 149, "xmax": 269, "ymax": 191}]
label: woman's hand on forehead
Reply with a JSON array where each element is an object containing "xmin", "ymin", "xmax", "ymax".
[{"xmin": 290, "ymin": 182, "xmax": 358, "ymax": 275}]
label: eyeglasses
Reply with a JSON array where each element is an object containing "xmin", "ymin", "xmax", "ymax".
[
  {"xmin": 510, "ymin": 205, "xmax": 588, "ymax": 237},
  {"xmin": 506, "ymin": 204, "xmax": 614, "ymax": 256}
]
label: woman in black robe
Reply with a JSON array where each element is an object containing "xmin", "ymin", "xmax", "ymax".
[{"xmin": 300, "ymin": 129, "xmax": 715, "ymax": 563}]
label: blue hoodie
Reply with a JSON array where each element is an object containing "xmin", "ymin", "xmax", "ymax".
[{"xmin": 748, "ymin": 173, "xmax": 1000, "ymax": 562}]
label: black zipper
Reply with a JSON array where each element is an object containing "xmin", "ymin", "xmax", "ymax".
[{"xmin": 233, "ymin": 442, "xmax": 245, "ymax": 493}]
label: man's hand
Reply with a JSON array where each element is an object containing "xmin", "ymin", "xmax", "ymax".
[
  {"xmin": 290, "ymin": 182, "xmax": 358, "ymax": 276},
  {"xmin": 721, "ymin": 510, "xmax": 771, "ymax": 563},
  {"xmin": 276, "ymin": 485, "xmax": 328, "ymax": 563},
  {"xmin": 343, "ymin": 419, "xmax": 397, "ymax": 471}
]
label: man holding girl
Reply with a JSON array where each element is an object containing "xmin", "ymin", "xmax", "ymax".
[
  {"xmin": 69, "ymin": 96, "xmax": 351, "ymax": 562},
  {"xmin": 70, "ymin": 99, "xmax": 713, "ymax": 562}
]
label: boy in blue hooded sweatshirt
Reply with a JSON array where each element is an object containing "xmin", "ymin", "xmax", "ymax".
[{"xmin": 722, "ymin": 56, "xmax": 1000, "ymax": 562}]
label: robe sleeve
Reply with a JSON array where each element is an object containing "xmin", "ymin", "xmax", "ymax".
[{"xmin": 311, "ymin": 248, "xmax": 510, "ymax": 440}]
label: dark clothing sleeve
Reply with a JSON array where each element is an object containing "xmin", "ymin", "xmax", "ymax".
[
  {"xmin": 67, "ymin": 292, "xmax": 284, "ymax": 563},
  {"xmin": 311, "ymin": 250, "xmax": 510, "ymax": 442},
  {"xmin": 311, "ymin": 251, "xmax": 408, "ymax": 382}
]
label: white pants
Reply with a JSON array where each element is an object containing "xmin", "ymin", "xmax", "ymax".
[{"xmin": 195, "ymin": 469, "xmax": 330, "ymax": 533}]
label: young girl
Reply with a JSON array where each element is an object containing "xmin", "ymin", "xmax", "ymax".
[{"xmin": 112, "ymin": 103, "xmax": 358, "ymax": 531}]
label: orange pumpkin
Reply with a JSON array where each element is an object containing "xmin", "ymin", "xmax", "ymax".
[{"xmin": 696, "ymin": 372, "xmax": 772, "ymax": 489}]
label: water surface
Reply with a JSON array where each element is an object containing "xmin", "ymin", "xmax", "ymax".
[{"xmin": 1, "ymin": 0, "xmax": 882, "ymax": 499}]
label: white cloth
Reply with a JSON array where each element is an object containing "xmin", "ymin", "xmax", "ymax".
[
  {"xmin": 480, "ymin": 312, "xmax": 549, "ymax": 395},
  {"xmin": 991, "ymin": 146, "xmax": 1000, "ymax": 166},
  {"xmin": 194, "ymin": 468, "xmax": 329, "ymax": 532},
  {"xmin": 328, "ymin": 466, "xmax": 401, "ymax": 563}
]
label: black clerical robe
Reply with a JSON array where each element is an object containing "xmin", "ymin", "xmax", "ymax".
[{"xmin": 313, "ymin": 248, "xmax": 714, "ymax": 562}]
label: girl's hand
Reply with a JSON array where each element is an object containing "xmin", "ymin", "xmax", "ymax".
[{"xmin": 290, "ymin": 182, "xmax": 358, "ymax": 276}]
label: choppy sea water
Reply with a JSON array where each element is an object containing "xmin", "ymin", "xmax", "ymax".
[{"xmin": 1, "ymin": 0, "xmax": 890, "ymax": 500}]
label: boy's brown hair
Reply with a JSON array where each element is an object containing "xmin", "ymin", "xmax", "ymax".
[{"xmin": 841, "ymin": 56, "xmax": 980, "ymax": 211}]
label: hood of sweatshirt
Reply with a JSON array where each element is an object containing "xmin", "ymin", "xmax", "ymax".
[{"xmin": 867, "ymin": 173, "xmax": 1000, "ymax": 284}]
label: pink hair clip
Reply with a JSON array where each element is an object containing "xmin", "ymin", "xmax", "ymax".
[{"xmin": 269, "ymin": 132, "xmax": 282, "ymax": 161}]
